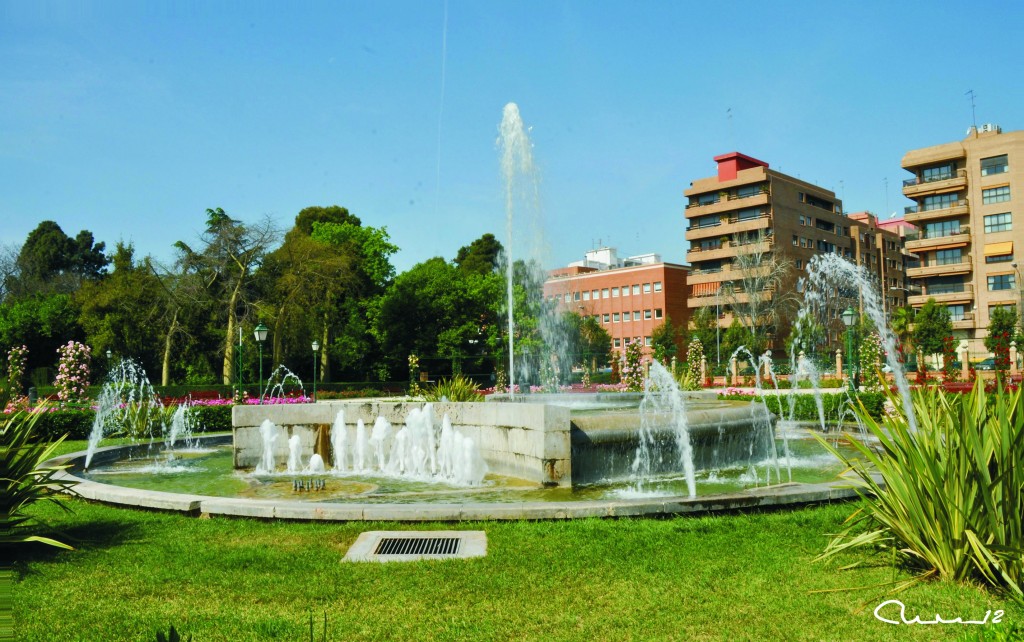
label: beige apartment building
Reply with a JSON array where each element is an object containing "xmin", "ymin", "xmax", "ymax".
[
  {"xmin": 684, "ymin": 152, "xmax": 853, "ymax": 350},
  {"xmin": 901, "ymin": 125, "xmax": 1024, "ymax": 351},
  {"xmin": 848, "ymin": 211, "xmax": 915, "ymax": 312}
]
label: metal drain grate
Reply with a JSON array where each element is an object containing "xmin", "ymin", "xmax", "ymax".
[
  {"xmin": 343, "ymin": 531, "xmax": 486, "ymax": 563},
  {"xmin": 375, "ymin": 537, "xmax": 460, "ymax": 556}
]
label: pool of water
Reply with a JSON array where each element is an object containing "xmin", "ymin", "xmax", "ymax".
[{"xmin": 81, "ymin": 428, "xmax": 867, "ymax": 504}]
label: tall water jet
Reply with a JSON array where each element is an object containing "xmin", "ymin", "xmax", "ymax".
[
  {"xmin": 85, "ymin": 359, "xmax": 166, "ymax": 469},
  {"xmin": 256, "ymin": 419, "xmax": 278, "ymax": 474},
  {"xmin": 633, "ymin": 361, "xmax": 696, "ymax": 497},
  {"xmin": 331, "ymin": 408, "xmax": 348, "ymax": 472}
]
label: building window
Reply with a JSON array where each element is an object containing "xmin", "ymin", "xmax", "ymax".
[
  {"xmin": 632, "ymin": 284, "xmax": 640, "ymax": 295},
  {"xmin": 611, "ymin": 287, "xmax": 619, "ymax": 297},
  {"xmin": 795, "ymin": 259, "xmax": 803, "ymax": 269},
  {"xmin": 922, "ymin": 164, "xmax": 955, "ymax": 182},
  {"xmin": 644, "ymin": 310, "xmax": 652, "ymax": 320},
  {"xmin": 573, "ymin": 291, "xmax": 580, "ymax": 301},
  {"xmin": 947, "ymin": 305, "xmax": 966, "ymax": 322},
  {"xmin": 622, "ymin": 285, "xmax": 630, "ymax": 295},
  {"xmin": 981, "ymin": 155, "xmax": 1008, "ymax": 176},
  {"xmin": 644, "ymin": 336, "xmax": 652, "ymax": 347},
  {"xmin": 654, "ymin": 282, "xmax": 662, "ymax": 292},
  {"xmin": 798, "ymin": 215, "xmax": 806, "ymax": 226},
  {"xmin": 612, "ymin": 313, "xmax": 620, "ymax": 322},
  {"xmin": 563, "ymin": 293, "xmax": 570, "ymax": 302},
  {"xmin": 601, "ymin": 288, "xmax": 609, "ymax": 298},
  {"xmin": 990, "ymin": 304, "xmax": 1017, "ymax": 317},
  {"xmin": 614, "ymin": 338, "xmax": 621, "ymax": 348},
  {"xmin": 655, "ymin": 309, "xmax": 663, "ymax": 319},
  {"xmin": 983, "ymin": 186, "xmax": 1011, "ymax": 204},
  {"xmin": 591, "ymin": 290, "xmax": 598, "ymax": 299},
  {"xmin": 984, "ymin": 212, "xmax": 1012, "ymax": 233},
  {"xmin": 633, "ymin": 311, "xmax": 641, "ymax": 320},
  {"xmin": 924, "ymin": 220, "xmax": 961, "ymax": 238},
  {"xmin": 602, "ymin": 313, "xmax": 610, "ymax": 323},
  {"xmin": 582, "ymin": 291, "xmax": 590, "ymax": 301},
  {"xmin": 642, "ymin": 283, "xmax": 651, "ymax": 294},
  {"xmin": 623, "ymin": 337, "xmax": 630, "ymax": 345},
  {"xmin": 922, "ymin": 193, "xmax": 960, "ymax": 211},
  {"xmin": 792, "ymin": 234, "xmax": 798, "ymax": 246},
  {"xmin": 987, "ymin": 254, "xmax": 1014, "ymax": 264},
  {"xmin": 988, "ymin": 274, "xmax": 1015, "ymax": 291}
]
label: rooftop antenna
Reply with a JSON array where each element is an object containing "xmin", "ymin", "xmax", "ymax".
[{"xmin": 965, "ymin": 89, "xmax": 977, "ymax": 129}]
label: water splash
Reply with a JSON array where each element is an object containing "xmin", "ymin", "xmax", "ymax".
[
  {"xmin": 85, "ymin": 359, "xmax": 166, "ymax": 469},
  {"xmin": 633, "ymin": 361, "xmax": 696, "ymax": 497},
  {"xmin": 260, "ymin": 365, "xmax": 305, "ymax": 401}
]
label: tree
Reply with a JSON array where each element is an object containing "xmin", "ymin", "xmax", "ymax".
[
  {"xmin": 175, "ymin": 208, "xmax": 278, "ymax": 384},
  {"xmin": 985, "ymin": 307, "xmax": 1018, "ymax": 378},
  {"xmin": 723, "ymin": 235, "xmax": 799, "ymax": 356},
  {"xmin": 455, "ymin": 233, "xmax": 502, "ymax": 275},
  {"xmin": 0, "ymin": 294, "xmax": 81, "ymax": 376},
  {"xmin": 912, "ymin": 299, "xmax": 953, "ymax": 357},
  {"xmin": 8, "ymin": 221, "xmax": 108, "ymax": 297},
  {"xmin": 686, "ymin": 307, "xmax": 717, "ymax": 361},
  {"xmin": 890, "ymin": 306, "xmax": 914, "ymax": 361},
  {"xmin": 651, "ymin": 315, "xmax": 681, "ymax": 364},
  {"xmin": 564, "ymin": 312, "xmax": 612, "ymax": 372}
]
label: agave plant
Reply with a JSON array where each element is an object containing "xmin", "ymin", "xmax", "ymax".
[
  {"xmin": 423, "ymin": 374, "xmax": 484, "ymax": 402},
  {"xmin": 817, "ymin": 381, "xmax": 1024, "ymax": 601},
  {"xmin": 0, "ymin": 412, "xmax": 78, "ymax": 549}
]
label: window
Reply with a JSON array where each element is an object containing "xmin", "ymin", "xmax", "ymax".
[
  {"xmin": 622, "ymin": 285, "xmax": 630, "ymax": 295},
  {"xmin": 792, "ymin": 234, "xmax": 798, "ymax": 246},
  {"xmin": 644, "ymin": 310, "xmax": 652, "ymax": 320},
  {"xmin": 800, "ymin": 237, "xmax": 807, "ymax": 248},
  {"xmin": 591, "ymin": 290, "xmax": 598, "ymax": 299},
  {"xmin": 573, "ymin": 291, "xmax": 580, "ymax": 301},
  {"xmin": 922, "ymin": 164, "xmax": 954, "ymax": 182},
  {"xmin": 795, "ymin": 259, "xmax": 803, "ymax": 269},
  {"xmin": 983, "ymin": 186, "xmax": 1011, "ymax": 204},
  {"xmin": 632, "ymin": 285, "xmax": 640, "ymax": 295},
  {"xmin": 798, "ymin": 215, "xmax": 806, "ymax": 226},
  {"xmin": 623, "ymin": 337, "xmax": 630, "ymax": 345},
  {"xmin": 990, "ymin": 304, "xmax": 1017, "ymax": 317},
  {"xmin": 633, "ymin": 311, "xmax": 641, "ymax": 320},
  {"xmin": 655, "ymin": 309, "xmax": 663, "ymax": 319},
  {"xmin": 613, "ymin": 338, "xmax": 621, "ymax": 348},
  {"xmin": 601, "ymin": 288, "xmax": 609, "ymax": 299},
  {"xmin": 927, "ymin": 276, "xmax": 965, "ymax": 295},
  {"xmin": 602, "ymin": 313, "xmax": 610, "ymax": 323},
  {"xmin": 988, "ymin": 274, "xmax": 1015, "ymax": 291},
  {"xmin": 563, "ymin": 293, "xmax": 570, "ymax": 302},
  {"xmin": 612, "ymin": 313, "xmax": 620, "ymax": 322},
  {"xmin": 736, "ymin": 206, "xmax": 763, "ymax": 221},
  {"xmin": 653, "ymin": 282, "xmax": 662, "ymax": 292},
  {"xmin": 984, "ymin": 212, "xmax": 1012, "ymax": 233},
  {"xmin": 924, "ymin": 220, "xmax": 961, "ymax": 238},
  {"xmin": 981, "ymin": 155, "xmax": 1008, "ymax": 176},
  {"xmin": 947, "ymin": 305, "xmax": 966, "ymax": 322},
  {"xmin": 643, "ymin": 283, "xmax": 651, "ymax": 294},
  {"xmin": 582, "ymin": 291, "xmax": 590, "ymax": 301},
  {"xmin": 644, "ymin": 336, "xmax": 652, "ymax": 347},
  {"xmin": 922, "ymin": 193, "xmax": 960, "ymax": 211},
  {"xmin": 736, "ymin": 184, "xmax": 764, "ymax": 198},
  {"xmin": 698, "ymin": 193, "xmax": 718, "ymax": 206},
  {"xmin": 987, "ymin": 254, "xmax": 1013, "ymax": 264},
  {"xmin": 611, "ymin": 287, "xmax": 619, "ymax": 297}
]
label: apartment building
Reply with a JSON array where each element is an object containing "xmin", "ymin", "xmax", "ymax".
[
  {"xmin": 543, "ymin": 248, "xmax": 690, "ymax": 358},
  {"xmin": 684, "ymin": 152, "xmax": 852, "ymax": 349},
  {"xmin": 901, "ymin": 125, "xmax": 1024, "ymax": 347},
  {"xmin": 847, "ymin": 211, "xmax": 916, "ymax": 312}
]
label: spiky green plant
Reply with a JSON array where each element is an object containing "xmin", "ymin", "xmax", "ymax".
[
  {"xmin": 0, "ymin": 412, "xmax": 78, "ymax": 549},
  {"xmin": 817, "ymin": 381, "xmax": 1024, "ymax": 601},
  {"xmin": 423, "ymin": 374, "xmax": 483, "ymax": 402}
]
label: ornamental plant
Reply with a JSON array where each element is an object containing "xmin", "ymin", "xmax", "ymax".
[
  {"xmin": 54, "ymin": 341, "xmax": 91, "ymax": 405},
  {"xmin": 859, "ymin": 332, "xmax": 885, "ymax": 391},
  {"xmin": 6, "ymin": 345, "xmax": 28, "ymax": 396},
  {"xmin": 408, "ymin": 353, "xmax": 421, "ymax": 397},
  {"xmin": 941, "ymin": 335, "xmax": 958, "ymax": 382},
  {"xmin": 678, "ymin": 339, "xmax": 704, "ymax": 391},
  {"xmin": 621, "ymin": 340, "xmax": 645, "ymax": 392}
]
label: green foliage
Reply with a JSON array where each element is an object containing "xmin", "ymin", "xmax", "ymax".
[
  {"xmin": 651, "ymin": 315, "xmax": 681, "ymax": 364},
  {"xmin": 621, "ymin": 340, "xmax": 644, "ymax": 392},
  {"xmin": 718, "ymin": 392, "xmax": 886, "ymax": 421},
  {"xmin": 0, "ymin": 412, "xmax": 77, "ymax": 548},
  {"xmin": 564, "ymin": 312, "xmax": 612, "ymax": 370},
  {"xmin": 686, "ymin": 306, "xmax": 717, "ymax": 357},
  {"xmin": 155, "ymin": 625, "xmax": 192, "ymax": 642},
  {"xmin": 454, "ymin": 233, "xmax": 502, "ymax": 275},
  {"xmin": 186, "ymin": 405, "xmax": 232, "ymax": 433},
  {"xmin": 422, "ymin": 374, "xmax": 484, "ymax": 402},
  {"xmin": 912, "ymin": 299, "xmax": 953, "ymax": 356},
  {"xmin": 26, "ymin": 409, "xmax": 95, "ymax": 441},
  {"xmin": 817, "ymin": 383, "xmax": 1024, "ymax": 601},
  {"xmin": 8, "ymin": 220, "xmax": 108, "ymax": 297}
]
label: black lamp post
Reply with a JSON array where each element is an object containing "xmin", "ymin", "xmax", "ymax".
[
  {"xmin": 841, "ymin": 307, "xmax": 857, "ymax": 393},
  {"xmin": 311, "ymin": 340, "xmax": 320, "ymax": 401},
  {"xmin": 254, "ymin": 322, "xmax": 269, "ymax": 401}
]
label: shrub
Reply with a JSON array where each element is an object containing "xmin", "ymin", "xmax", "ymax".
[
  {"xmin": 28, "ymin": 409, "xmax": 96, "ymax": 441},
  {"xmin": 817, "ymin": 382, "xmax": 1024, "ymax": 601},
  {"xmin": 423, "ymin": 374, "xmax": 484, "ymax": 402},
  {"xmin": 0, "ymin": 412, "xmax": 78, "ymax": 548},
  {"xmin": 717, "ymin": 392, "xmax": 886, "ymax": 421},
  {"xmin": 187, "ymin": 405, "xmax": 233, "ymax": 433}
]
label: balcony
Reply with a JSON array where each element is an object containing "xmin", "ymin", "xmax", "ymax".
[
  {"xmin": 907, "ymin": 256, "xmax": 972, "ymax": 278},
  {"xmin": 687, "ymin": 263, "xmax": 772, "ymax": 286},
  {"xmin": 902, "ymin": 168, "xmax": 967, "ymax": 198},
  {"xmin": 686, "ymin": 211, "xmax": 772, "ymax": 242},
  {"xmin": 904, "ymin": 226, "xmax": 971, "ymax": 253},
  {"xmin": 685, "ymin": 237, "xmax": 773, "ymax": 263},
  {"xmin": 904, "ymin": 199, "xmax": 970, "ymax": 224},
  {"xmin": 686, "ymin": 283, "xmax": 776, "ymax": 310},
  {"xmin": 907, "ymin": 283, "xmax": 974, "ymax": 307},
  {"xmin": 684, "ymin": 190, "xmax": 770, "ymax": 218},
  {"xmin": 952, "ymin": 312, "xmax": 977, "ymax": 331}
]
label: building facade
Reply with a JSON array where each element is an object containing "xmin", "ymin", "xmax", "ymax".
[
  {"xmin": 847, "ymin": 211, "xmax": 916, "ymax": 312},
  {"xmin": 901, "ymin": 125, "xmax": 1024, "ymax": 350},
  {"xmin": 684, "ymin": 152, "xmax": 852, "ymax": 350},
  {"xmin": 543, "ymin": 248, "xmax": 690, "ymax": 359}
]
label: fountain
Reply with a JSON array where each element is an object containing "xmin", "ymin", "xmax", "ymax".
[{"xmin": 85, "ymin": 359, "xmax": 169, "ymax": 469}]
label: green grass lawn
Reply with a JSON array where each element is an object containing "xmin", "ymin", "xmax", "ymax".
[{"xmin": 8, "ymin": 442, "xmax": 1023, "ymax": 641}]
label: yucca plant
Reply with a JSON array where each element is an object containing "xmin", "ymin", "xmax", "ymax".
[
  {"xmin": 423, "ymin": 374, "xmax": 484, "ymax": 402},
  {"xmin": 0, "ymin": 411, "xmax": 78, "ymax": 549},
  {"xmin": 816, "ymin": 380, "xmax": 1024, "ymax": 601}
]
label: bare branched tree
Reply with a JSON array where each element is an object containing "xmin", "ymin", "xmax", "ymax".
[{"xmin": 724, "ymin": 232, "xmax": 801, "ymax": 354}]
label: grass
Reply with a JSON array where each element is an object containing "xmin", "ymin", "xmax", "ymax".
[{"xmin": 8, "ymin": 440, "xmax": 1024, "ymax": 640}]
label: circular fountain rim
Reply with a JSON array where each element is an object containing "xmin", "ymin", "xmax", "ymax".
[{"xmin": 49, "ymin": 434, "xmax": 863, "ymax": 521}]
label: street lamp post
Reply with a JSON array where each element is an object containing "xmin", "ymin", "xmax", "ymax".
[
  {"xmin": 311, "ymin": 340, "xmax": 320, "ymax": 401},
  {"xmin": 841, "ymin": 307, "xmax": 857, "ymax": 393},
  {"xmin": 254, "ymin": 322, "xmax": 269, "ymax": 401}
]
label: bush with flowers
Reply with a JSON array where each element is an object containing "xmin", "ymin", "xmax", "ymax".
[
  {"xmin": 54, "ymin": 341, "xmax": 91, "ymax": 406},
  {"xmin": 859, "ymin": 332, "xmax": 884, "ymax": 391},
  {"xmin": 621, "ymin": 340, "xmax": 645, "ymax": 392},
  {"xmin": 5, "ymin": 345, "xmax": 30, "ymax": 411}
]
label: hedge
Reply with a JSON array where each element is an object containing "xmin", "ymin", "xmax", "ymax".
[
  {"xmin": 23, "ymin": 404, "xmax": 234, "ymax": 442},
  {"xmin": 718, "ymin": 392, "xmax": 886, "ymax": 421}
]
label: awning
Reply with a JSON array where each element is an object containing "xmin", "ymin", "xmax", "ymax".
[
  {"xmin": 984, "ymin": 241, "xmax": 1014, "ymax": 256},
  {"xmin": 692, "ymin": 282, "xmax": 718, "ymax": 296}
]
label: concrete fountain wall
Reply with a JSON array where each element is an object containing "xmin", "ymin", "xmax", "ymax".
[{"xmin": 232, "ymin": 401, "xmax": 573, "ymax": 487}]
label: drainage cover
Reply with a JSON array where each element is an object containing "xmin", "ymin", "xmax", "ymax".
[{"xmin": 343, "ymin": 530, "xmax": 486, "ymax": 563}]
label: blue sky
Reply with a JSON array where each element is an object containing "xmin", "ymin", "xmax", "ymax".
[{"xmin": 2, "ymin": 1, "xmax": 1022, "ymax": 274}]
